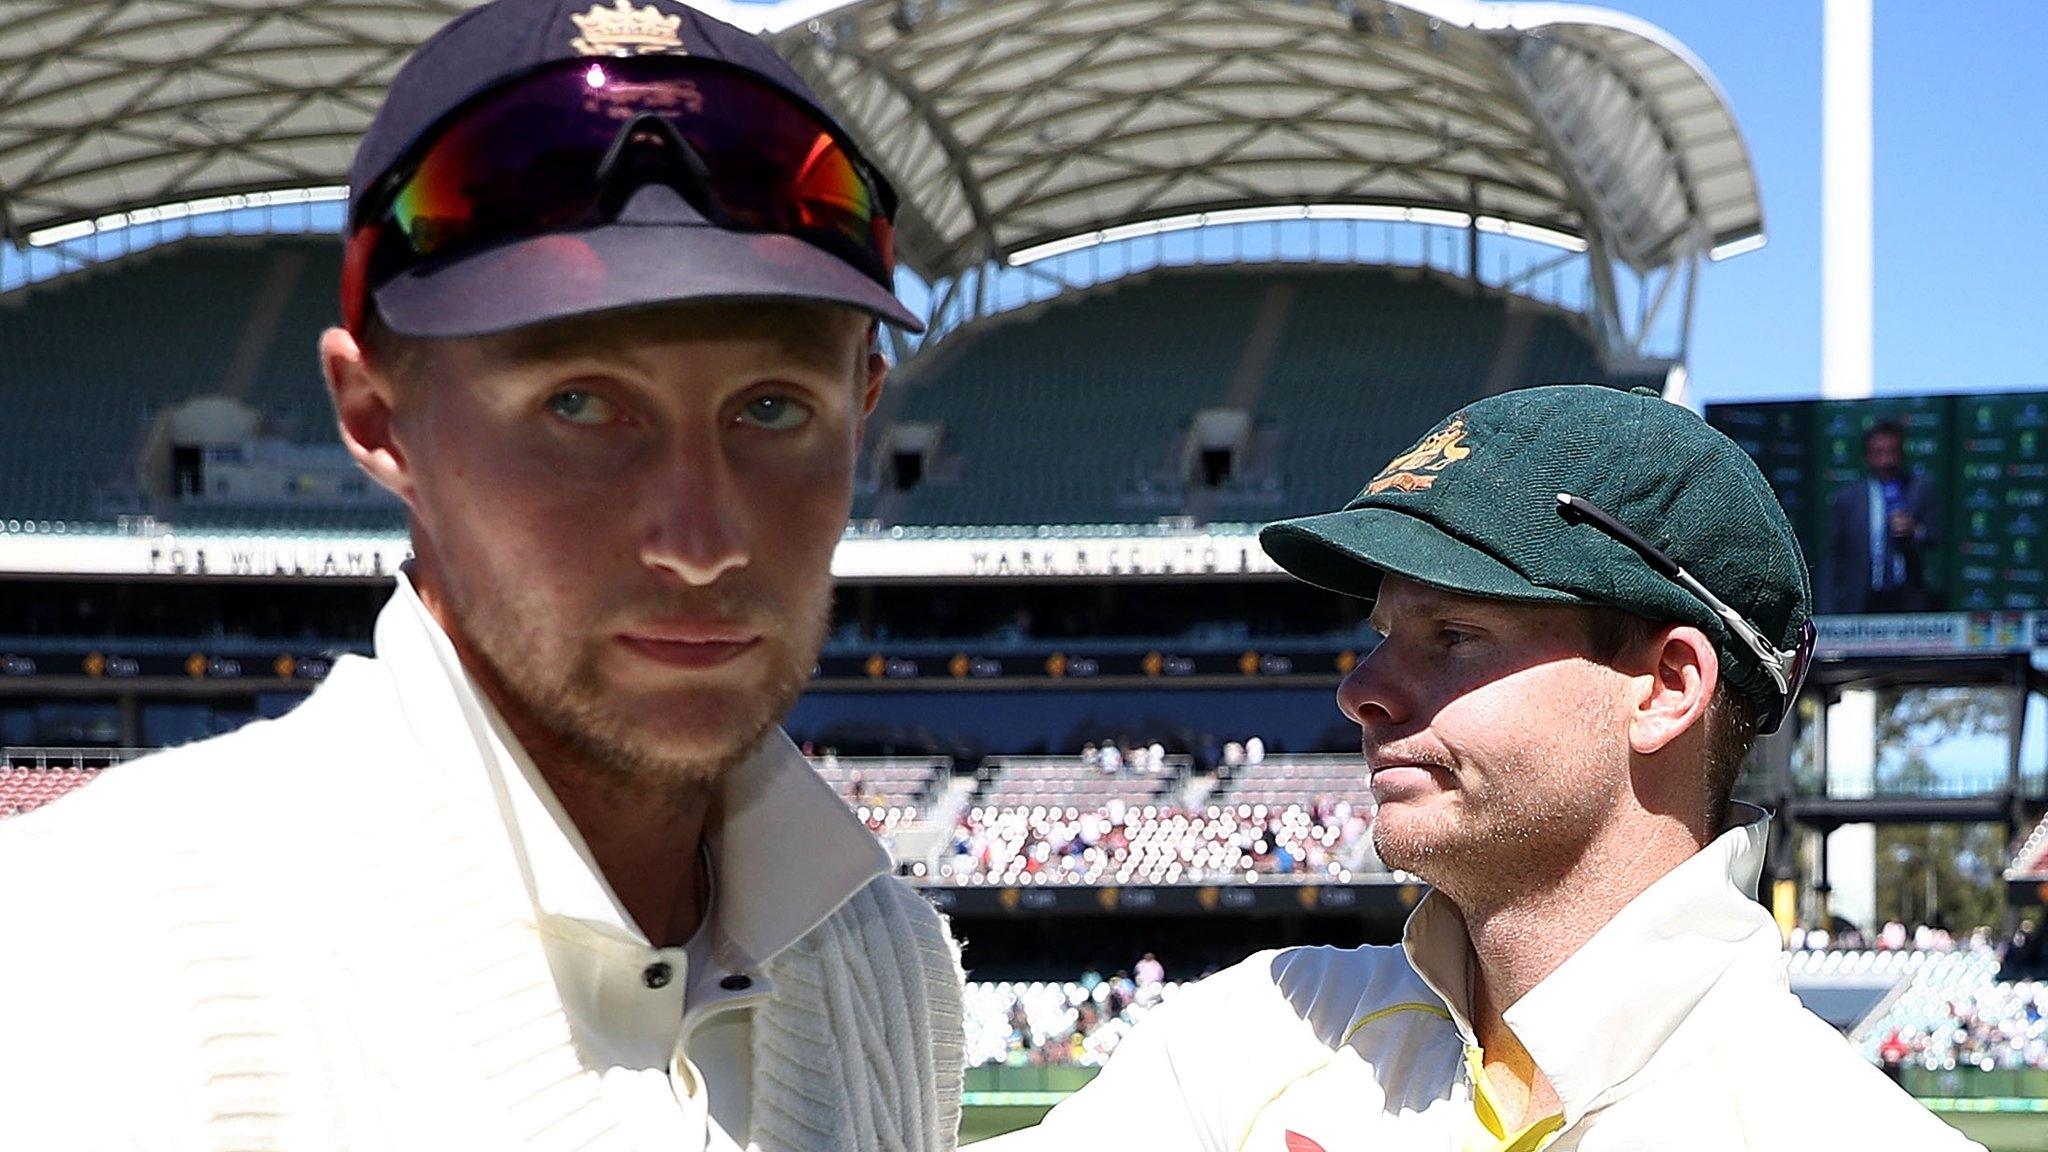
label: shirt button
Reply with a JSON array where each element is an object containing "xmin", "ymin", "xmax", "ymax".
[
  {"xmin": 643, "ymin": 962, "xmax": 673, "ymax": 989},
  {"xmin": 719, "ymin": 973, "xmax": 753, "ymax": 991}
]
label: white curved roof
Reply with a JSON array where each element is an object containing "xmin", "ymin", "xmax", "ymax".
[
  {"xmin": 0, "ymin": 0, "xmax": 1762, "ymax": 281},
  {"xmin": 771, "ymin": 0, "xmax": 1763, "ymax": 277},
  {"xmin": 0, "ymin": 2, "xmax": 439, "ymax": 245}
]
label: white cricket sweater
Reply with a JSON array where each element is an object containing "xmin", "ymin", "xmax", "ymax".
[{"xmin": 0, "ymin": 585, "xmax": 965, "ymax": 1152}]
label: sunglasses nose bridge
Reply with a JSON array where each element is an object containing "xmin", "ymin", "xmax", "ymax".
[{"xmin": 595, "ymin": 111, "xmax": 729, "ymax": 221}]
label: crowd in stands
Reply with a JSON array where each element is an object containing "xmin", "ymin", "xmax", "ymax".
[
  {"xmin": 1876, "ymin": 980, "xmax": 2048, "ymax": 1074},
  {"xmin": 1078, "ymin": 740, "xmax": 1176, "ymax": 776},
  {"xmin": 927, "ymin": 738, "xmax": 1391, "ymax": 885},
  {"xmin": 852, "ymin": 803, "xmax": 913, "ymax": 843},
  {"xmin": 799, "ymin": 745, "xmax": 937, "ymax": 843},
  {"xmin": 940, "ymin": 796, "xmax": 1380, "ymax": 885},
  {"xmin": 1779, "ymin": 922, "xmax": 2048, "ymax": 1075},
  {"xmin": 1789, "ymin": 919, "xmax": 2004, "ymax": 955},
  {"xmin": 1220, "ymin": 737, "xmax": 1267, "ymax": 768},
  {"xmin": 969, "ymin": 940, "xmax": 2048, "ymax": 1078},
  {"xmin": 966, "ymin": 954, "xmax": 1180, "ymax": 1067},
  {"xmin": 27, "ymin": 743, "xmax": 2048, "ymax": 1083},
  {"xmin": 1838, "ymin": 944, "xmax": 2048, "ymax": 1074}
]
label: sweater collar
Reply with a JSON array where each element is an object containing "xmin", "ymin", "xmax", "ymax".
[
  {"xmin": 1401, "ymin": 803, "xmax": 1779, "ymax": 1126},
  {"xmin": 373, "ymin": 568, "xmax": 890, "ymax": 973}
]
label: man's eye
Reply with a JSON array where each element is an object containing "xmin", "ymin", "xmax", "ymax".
[
  {"xmin": 736, "ymin": 394, "xmax": 812, "ymax": 430},
  {"xmin": 545, "ymin": 390, "xmax": 619, "ymax": 426}
]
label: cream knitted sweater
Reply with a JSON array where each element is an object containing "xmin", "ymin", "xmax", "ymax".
[{"xmin": 0, "ymin": 654, "xmax": 963, "ymax": 1151}]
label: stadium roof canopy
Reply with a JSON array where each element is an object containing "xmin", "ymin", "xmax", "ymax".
[
  {"xmin": 0, "ymin": 0, "xmax": 1762, "ymax": 353},
  {"xmin": 769, "ymin": 0, "xmax": 1764, "ymax": 281},
  {"xmin": 0, "ymin": 1, "xmax": 451, "ymax": 246}
]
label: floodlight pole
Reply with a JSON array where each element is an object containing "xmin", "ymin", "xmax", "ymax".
[
  {"xmin": 1820, "ymin": 0, "xmax": 1879, "ymax": 941},
  {"xmin": 1822, "ymin": 0, "xmax": 1874, "ymax": 400}
]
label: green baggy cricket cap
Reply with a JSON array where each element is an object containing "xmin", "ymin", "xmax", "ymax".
[{"xmin": 1258, "ymin": 384, "xmax": 1813, "ymax": 721}]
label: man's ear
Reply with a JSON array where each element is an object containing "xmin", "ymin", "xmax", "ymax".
[
  {"xmin": 855, "ymin": 344, "xmax": 888, "ymax": 451},
  {"xmin": 861, "ymin": 350, "xmax": 888, "ymax": 417},
  {"xmin": 1629, "ymin": 624, "xmax": 1718, "ymax": 756},
  {"xmin": 320, "ymin": 326, "xmax": 415, "ymax": 508}
]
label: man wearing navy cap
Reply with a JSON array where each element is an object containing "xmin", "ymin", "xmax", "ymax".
[
  {"xmin": 0, "ymin": 2, "xmax": 962, "ymax": 1149},
  {"xmin": 985, "ymin": 385, "xmax": 1980, "ymax": 1149}
]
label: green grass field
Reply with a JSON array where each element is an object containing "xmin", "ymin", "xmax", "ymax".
[
  {"xmin": 1938, "ymin": 1107, "xmax": 2048, "ymax": 1151},
  {"xmin": 959, "ymin": 1103, "xmax": 2048, "ymax": 1148},
  {"xmin": 960, "ymin": 1105, "xmax": 1052, "ymax": 1144}
]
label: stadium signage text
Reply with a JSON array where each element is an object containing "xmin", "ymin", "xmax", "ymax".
[
  {"xmin": 0, "ymin": 530, "xmax": 412, "ymax": 580},
  {"xmin": 840, "ymin": 529, "xmax": 1290, "ymax": 580},
  {"xmin": 944, "ymin": 541, "xmax": 1275, "ymax": 579},
  {"xmin": 145, "ymin": 540, "xmax": 408, "ymax": 579},
  {"xmin": 1814, "ymin": 611, "xmax": 2042, "ymax": 657},
  {"xmin": 0, "ymin": 527, "xmax": 1288, "ymax": 582}
]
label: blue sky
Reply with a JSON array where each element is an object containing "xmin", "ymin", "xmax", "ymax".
[
  {"xmin": 1611, "ymin": 1, "xmax": 2048, "ymax": 783},
  {"xmin": 724, "ymin": 0, "xmax": 2048, "ymax": 405},
  {"xmin": 1603, "ymin": 1, "xmax": 2048, "ymax": 405}
]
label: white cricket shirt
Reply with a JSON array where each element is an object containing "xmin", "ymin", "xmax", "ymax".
[
  {"xmin": 387, "ymin": 571, "xmax": 892, "ymax": 1150},
  {"xmin": 982, "ymin": 804, "xmax": 1984, "ymax": 1151}
]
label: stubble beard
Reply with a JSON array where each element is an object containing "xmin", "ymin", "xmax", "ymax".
[
  {"xmin": 457, "ymin": 583, "xmax": 832, "ymax": 803},
  {"xmin": 1369, "ymin": 733, "xmax": 1624, "ymax": 910}
]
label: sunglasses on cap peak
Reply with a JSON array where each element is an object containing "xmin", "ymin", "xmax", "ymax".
[
  {"xmin": 342, "ymin": 56, "xmax": 898, "ymax": 333},
  {"xmin": 1555, "ymin": 492, "xmax": 1816, "ymax": 735}
]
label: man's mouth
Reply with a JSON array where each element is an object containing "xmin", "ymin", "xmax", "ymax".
[
  {"xmin": 616, "ymin": 622, "xmax": 763, "ymax": 669},
  {"xmin": 1365, "ymin": 755, "xmax": 1451, "ymax": 798}
]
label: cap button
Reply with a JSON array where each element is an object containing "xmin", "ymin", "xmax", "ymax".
[{"xmin": 1629, "ymin": 385, "xmax": 1661, "ymax": 398}]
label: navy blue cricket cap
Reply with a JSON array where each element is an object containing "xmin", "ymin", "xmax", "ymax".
[{"xmin": 345, "ymin": 0, "xmax": 922, "ymax": 337}]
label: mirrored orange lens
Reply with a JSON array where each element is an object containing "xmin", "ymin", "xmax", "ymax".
[{"xmin": 374, "ymin": 59, "xmax": 892, "ymax": 280}]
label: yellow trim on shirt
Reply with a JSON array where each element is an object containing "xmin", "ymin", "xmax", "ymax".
[
  {"xmin": 1463, "ymin": 1045, "xmax": 1565, "ymax": 1152},
  {"xmin": 1340, "ymin": 1000, "xmax": 1453, "ymax": 1045},
  {"xmin": 1234, "ymin": 1002, "xmax": 1458, "ymax": 1152}
]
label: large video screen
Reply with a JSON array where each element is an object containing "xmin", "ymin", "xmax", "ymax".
[{"xmin": 1706, "ymin": 391, "xmax": 2047, "ymax": 614}]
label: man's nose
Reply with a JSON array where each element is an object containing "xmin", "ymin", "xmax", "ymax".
[
  {"xmin": 1336, "ymin": 650, "xmax": 1406, "ymax": 731},
  {"xmin": 639, "ymin": 435, "xmax": 749, "ymax": 586}
]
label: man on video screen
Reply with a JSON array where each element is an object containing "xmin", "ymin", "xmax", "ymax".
[{"xmin": 1823, "ymin": 419, "xmax": 1942, "ymax": 613}]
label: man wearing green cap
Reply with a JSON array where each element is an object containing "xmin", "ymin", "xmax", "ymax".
[{"xmin": 980, "ymin": 385, "xmax": 1980, "ymax": 1150}]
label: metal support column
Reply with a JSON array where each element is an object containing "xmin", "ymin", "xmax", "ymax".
[
  {"xmin": 1807, "ymin": 686, "xmax": 1832, "ymax": 927},
  {"xmin": 2009, "ymin": 655, "xmax": 2032, "ymax": 842},
  {"xmin": 1814, "ymin": 830, "xmax": 1834, "ymax": 931},
  {"xmin": 1466, "ymin": 179, "xmax": 1482, "ymax": 290},
  {"xmin": 1760, "ymin": 711, "xmax": 1800, "ymax": 884},
  {"xmin": 117, "ymin": 692, "xmax": 140, "ymax": 748}
]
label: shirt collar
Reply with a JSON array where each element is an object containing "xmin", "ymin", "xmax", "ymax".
[
  {"xmin": 374, "ymin": 568, "xmax": 891, "ymax": 972},
  {"xmin": 1402, "ymin": 802, "xmax": 1779, "ymax": 1126}
]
